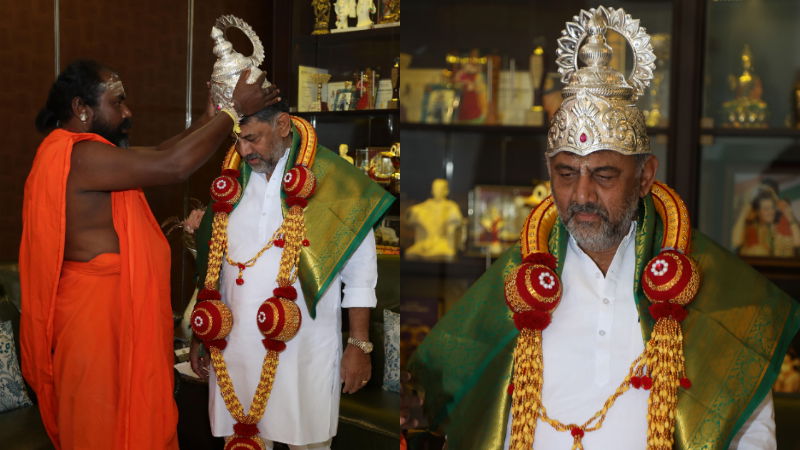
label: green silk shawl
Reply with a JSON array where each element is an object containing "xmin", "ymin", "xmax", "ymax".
[
  {"xmin": 408, "ymin": 194, "xmax": 800, "ymax": 449},
  {"xmin": 195, "ymin": 124, "xmax": 395, "ymax": 317}
]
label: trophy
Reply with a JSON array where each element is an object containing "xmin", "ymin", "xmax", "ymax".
[
  {"xmin": 722, "ymin": 45, "xmax": 768, "ymax": 128},
  {"xmin": 644, "ymin": 34, "xmax": 670, "ymax": 127},
  {"xmin": 308, "ymin": 73, "xmax": 332, "ymax": 112},
  {"xmin": 525, "ymin": 46, "xmax": 545, "ymax": 126},
  {"xmin": 388, "ymin": 57, "xmax": 400, "ymax": 109},
  {"xmin": 311, "ymin": 0, "xmax": 331, "ymax": 35},
  {"xmin": 210, "ymin": 15, "xmax": 271, "ymax": 112}
]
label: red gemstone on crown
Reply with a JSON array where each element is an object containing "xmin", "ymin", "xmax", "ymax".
[{"xmin": 580, "ymin": 133, "xmax": 587, "ymax": 143}]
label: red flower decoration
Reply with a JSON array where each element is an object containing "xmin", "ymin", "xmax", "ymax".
[
  {"xmin": 642, "ymin": 250, "xmax": 700, "ymax": 305},
  {"xmin": 507, "ymin": 383, "xmax": 514, "ymax": 395},
  {"xmin": 630, "ymin": 376, "xmax": 642, "ymax": 389},
  {"xmin": 282, "ymin": 165, "xmax": 316, "ymax": 199},
  {"xmin": 273, "ymin": 286, "xmax": 298, "ymax": 300},
  {"xmin": 209, "ymin": 174, "xmax": 241, "ymax": 203},
  {"xmin": 286, "ymin": 196, "xmax": 308, "ymax": 208},
  {"xmin": 212, "ymin": 201, "xmax": 233, "ymax": 213},
  {"xmin": 513, "ymin": 310, "xmax": 552, "ymax": 331},
  {"xmin": 263, "ymin": 338, "xmax": 287, "ymax": 352},
  {"xmin": 235, "ymin": 278, "xmax": 244, "ymax": 286},
  {"xmin": 233, "ymin": 422, "xmax": 259, "ymax": 437},
  {"xmin": 303, "ymin": 239, "xmax": 310, "ymax": 247},
  {"xmin": 571, "ymin": 427, "xmax": 584, "ymax": 438},
  {"xmin": 508, "ymin": 263, "xmax": 562, "ymax": 312},
  {"xmin": 197, "ymin": 288, "xmax": 221, "ymax": 301},
  {"xmin": 648, "ymin": 302, "xmax": 688, "ymax": 322},
  {"xmin": 680, "ymin": 377, "xmax": 692, "ymax": 389},
  {"xmin": 256, "ymin": 297, "xmax": 302, "ymax": 341},
  {"xmin": 641, "ymin": 376, "xmax": 653, "ymax": 390},
  {"xmin": 191, "ymin": 300, "xmax": 232, "ymax": 341},
  {"xmin": 523, "ymin": 252, "xmax": 557, "ymax": 271},
  {"xmin": 274, "ymin": 239, "xmax": 285, "ymax": 248}
]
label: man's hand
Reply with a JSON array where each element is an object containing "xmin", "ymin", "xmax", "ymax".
[
  {"xmin": 232, "ymin": 69, "xmax": 281, "ymax": 116},
  {"xmin": 189, "ymin": 335, "xmax": 210, "ymax": 381},
  {"xmin": 341, "ymin": 344, "xmax": 371, "ymax": 394}
]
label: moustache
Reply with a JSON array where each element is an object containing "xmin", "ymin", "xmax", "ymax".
[
  {"xmin": 566, "ymin": 202, "xmax": 609, "ymax": 222},
  {"xmin": 118, "ymin": 117, "xmax": 132, "ymax": 132}
]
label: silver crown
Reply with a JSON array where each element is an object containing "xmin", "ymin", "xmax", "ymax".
[
  {"xmin": 546, "ymin": 6, "xmax": 655, "ymax": 157},
  {"xmin": 210, "ymin": 15, "xmax": 272, "ymax": 111}
]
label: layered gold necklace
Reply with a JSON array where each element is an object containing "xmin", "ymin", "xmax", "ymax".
[
  {"xmin": 190, "ymin": 116, "xmax": 318, "ymax": 450},
  {"xmin": 506, "ymin": 181, "xmax": 699, "ymax": 450}
]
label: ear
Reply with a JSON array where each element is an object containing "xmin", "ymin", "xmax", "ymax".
[
  {"xmin": 639, "ymin": 155, "xmax": 659, "ymax": 197},
  {"xmin": 70, "ymin": 97, "xmax": 94, "ymax": 123},
  {"xmin": 276, "ymin": 112, "xmax": 291, "ymax": 138}
]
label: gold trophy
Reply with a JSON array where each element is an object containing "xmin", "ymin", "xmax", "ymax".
[
  {"xmin": 388, "ymin": 57, "xmax": 400, "ymax": 109},
  {"xmin": 525, "ymin": 46, "xmax": 545, "ymax": 126},
  {"xmin": 309, "ymin": 73, "xmax": 332, "ymax": 112},
  {"xmin": 311, "ymin": 0, "xmax": 331, "ymax": 35},
  {"xmin": 722, "ymin": 45, "xmax": 768, "ymax": 128}
]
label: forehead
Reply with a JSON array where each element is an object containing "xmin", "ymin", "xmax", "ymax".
[
  {"xmin": 99, "ymin": 71, "xmax": 125, "ymax": 98},
  {"xmin": 549, "ymin": 150, "xmax": 634, "ymax": 169}
]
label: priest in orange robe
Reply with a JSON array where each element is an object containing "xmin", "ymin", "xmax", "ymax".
[{"xmin": 19, "ymin": 59, "xmax": 277, "ymax": 449}]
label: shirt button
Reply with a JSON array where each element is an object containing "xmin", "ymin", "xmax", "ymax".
[
  {"xmin": 603, "ymin": 298, "xmax": 610, "ymax": 305},
  {"xmin": 599, "ymin": 330, "xmax": 606, "ymax": 336}
]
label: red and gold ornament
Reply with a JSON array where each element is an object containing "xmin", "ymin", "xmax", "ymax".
[{"xmin": 282, "ymin": 165, "xmax": 316, "ymax": 199}]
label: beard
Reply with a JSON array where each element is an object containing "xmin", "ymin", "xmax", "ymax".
[
  {"xmin": 243, "ymin": 133, "xmax": 285, "ymax": 176},
  {"xmin": 561, "ymin": 184, "xmax": 641, "ymax": 253},
  {"xmin": 91, "ymin": 116, "xmax": 131, "ymax": 148}
]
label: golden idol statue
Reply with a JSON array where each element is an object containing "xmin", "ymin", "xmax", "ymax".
[
  {"xmin": 311, "ymin": 0, "xmax": 331, "ymax": 35},
  {"xmin": 722, "ymin": 44, "xmax": 768, "ymax": 128}
]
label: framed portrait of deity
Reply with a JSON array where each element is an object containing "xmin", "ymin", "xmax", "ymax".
[{"xmin": 726, "ymin": 167, "xmax": 800, "ymax": 263}]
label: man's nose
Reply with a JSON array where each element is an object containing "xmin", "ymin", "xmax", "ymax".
[
  {"xmin": 573, "ymin": 172, "xmax": 597, "ymax": 204},
  {"xmin": 121, "ymin": 104, "xmax": 132, "ymax": 119}
]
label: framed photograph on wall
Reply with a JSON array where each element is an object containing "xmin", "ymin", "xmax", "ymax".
[
  {"xmin": 725, "ymin": 165, "xmax": 800, "ymax": 262},
  {"xmin": 420, "ymin": 84, "xmax": 460, "ymax": 124}
]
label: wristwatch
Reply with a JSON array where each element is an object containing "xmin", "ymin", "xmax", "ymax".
[{"xmin": 347, "ymin": 336, "xmax": 374, "ymax": 354}]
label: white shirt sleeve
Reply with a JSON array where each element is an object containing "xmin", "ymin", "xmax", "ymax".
[
  {"xmin": 728, "ymin": 391, "xmax": 777, "ymax": 450},
  {"xmin": 340, "ymin": 229, "xmax": 378, "ymax": 309}
]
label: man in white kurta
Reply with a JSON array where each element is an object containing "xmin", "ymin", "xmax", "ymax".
[
  {"xmin": 502, "ymin": 222, "xmax": 777, "ymax": 449},
  {"xmin": 207, "ymin": 147, "xmax": 378, "ymax": 448}
]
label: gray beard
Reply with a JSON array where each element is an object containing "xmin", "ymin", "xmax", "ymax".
[{"xmin": 562, "ymin": 186, "xmax": 641, "ymax": 253}]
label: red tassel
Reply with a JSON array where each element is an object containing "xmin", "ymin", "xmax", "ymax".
[
  {"xmin": 233, "ymin": 422, "xmax": 259, "ymax": 437},
  {"xmin": 263, "ymin": 339, "xmax": 286, "ymax": 352},
  {"xmin": 206, "ymin": 339, "xmax": 228, "ymax": 350},
  {"xmin": 680, "ymin": 377, "xmax": 692, "ymax": 389},
  {"xmin": 630, "ymin": 376, "xmax": 642, "ymax": 389},
  {"xmin": 197, "ymin": 288, "xmax": 221, "ymax": 301},
  {"xmin": 641, "ymin": 376, "xmax": 653, "ymax": 390},
  {"xmin": 286, "ymin": 196, "xmax": 308, "ymax": 208},
  {"xmin": 235, "ymin": 278, "xmax": 244, "ymax": 286},
  {"xmin": 274, "ymin": 239, "xmax": 285, "ymax": 248},
  {"xmin": 513, "ymin": 310, "xmax": 552, "ymax": 331},
  {"xmin": 273, "ymin": 286, "xmax": 298, "ymax": 300},
  {"xmin": 212, "ymin": 201, "xmax": 233, "ymax": 213},
  {"xmin": 522, "ymin": 252, "xmax": 557, "ymax": 271},
  {"xmin": 302, "ymin": 239, "xmax": 310, "ymax": 247},
  {"xmin": 649, "ymin": 302, "xmax": 688, "ymax": 322},
  {"xmin": 571, "ymin": 427, "xmax": 584, "ymax": 438}
]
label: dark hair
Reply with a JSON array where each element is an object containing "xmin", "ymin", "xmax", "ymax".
[
  {"xmin": 751, "ymin": 188, "xmax": 781, "ymax": 224},
  {"xmin": 35, "ymin": 60, "xmax": 108, "ymax": 133},
  {"xmin": 240, "ymin": 98, "xmax": 290, "ymax": 125}
]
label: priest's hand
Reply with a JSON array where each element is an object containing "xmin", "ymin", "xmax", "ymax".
[
  {"xmin": 189, "ymin": 335, "xmax": 210, "ymax": 381},
  {"xmin": 341, "ymin": 345, "xmax": 371, "ymax": 394}
]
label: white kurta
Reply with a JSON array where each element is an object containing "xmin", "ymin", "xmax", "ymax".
[
  {"xmin": 504, "ymin": 222, "xmax": 776, "ymax": 449},
  {"xmin": 209, "ymin": 149, "xmax": 378, "ymax": 445}
]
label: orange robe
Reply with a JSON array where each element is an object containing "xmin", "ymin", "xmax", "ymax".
[{"xmin": 19, "ymin": 129, "xmax": 178, "ymax": 449}]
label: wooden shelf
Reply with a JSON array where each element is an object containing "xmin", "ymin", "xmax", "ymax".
[
  {"xmin": 294, "ymin": 24, "xmax": 399, "ymax": 47},
  {"xmin": 295, "ymin": 109, "xmax": 399, "ymax": 118},
  {"xmin": 701, "ymin": 128, "xmax": 800, "ymax": 138}
]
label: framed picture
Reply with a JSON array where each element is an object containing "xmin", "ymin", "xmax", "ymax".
[
  {"xmin": 468, "ymin": 185, "xmax": 536, "ymax": 256},
  {"xmin": 725, "ymin": 165, "xmax": 800, "ymax": 261},
  {"xmin": 333, "ymin": 89, "xmax": 354, "ymax": 111},
  {"xmin": 420, "ymin": 84, "xmax": 459, "ymax": 124}
]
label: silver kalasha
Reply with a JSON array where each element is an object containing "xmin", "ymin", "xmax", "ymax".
[{"xmin": 210, "ymin": 15, "xmax": 272, "ymax": 112}]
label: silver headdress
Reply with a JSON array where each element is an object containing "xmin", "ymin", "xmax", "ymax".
[
  {"xmin": 210, "ymin": 15, "xmax": 272, "ymax": 111},
  {"xmin": 546, "ymin": 6, "xmax": 655, "ymax": 157}
]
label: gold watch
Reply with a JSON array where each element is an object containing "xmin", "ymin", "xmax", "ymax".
[{"xmin": 347, "ymin": 336, "xmax": 374, "ymax": 354}]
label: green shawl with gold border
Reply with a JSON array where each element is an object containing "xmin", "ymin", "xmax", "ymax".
[
  {"xmin": 195, "ymin": 123, "xmax": 395, "ymax": 317},
  {"xmin": 408, "ymin": 194, "xmax": 800, "ymax": 449}
]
